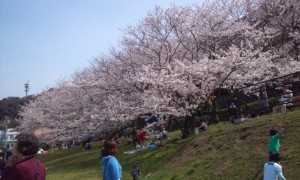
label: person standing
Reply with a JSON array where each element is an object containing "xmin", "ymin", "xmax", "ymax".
[
  {"xmin": 138, "ymin": 129, "xmax": 146, "ymax": 148},
  {"xmin": 101, "ymin": 139, "xmax": 122, "ymax": 180},
  {"xmin": 263, "ymin": 152, "xmax": 286, "ymax": 180},
  {"xmin": 1, "ymin": 134, "xmax": 46, "ymax": 180},
  {"xmin": 131, "ymin": 127, "xmax": 140, "ymax": 148},
  {"xmin": 0, "ymin": 156, "xmax": 5, "ymax": 178},
  {"xmin": 268, "ymin": 126, "xmax": 284, "ymax": 154}
]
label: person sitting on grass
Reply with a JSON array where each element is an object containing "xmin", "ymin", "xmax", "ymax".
[
  {"xmin": 83, "ymin": 143, "xmax": 91, "ymax": 150},
  {"xmin": 273, "ymin": 85, "xmax": 293, "ymax": 114},
  {"xmin": 147, "ymin": 139, "xmax": 157, "ymax": 149},
  {"xmin": 263, "ymin": 152, "xmax": 286, "ymax": 180},
  {"xmin": 278, "ymin": 86, "xmax": 293, "ymax": 105},
  {"xmin": 195, "ymin": 120, "xmax": 208, "ymax": 134},
  {"xmin": 198, "ymin": 120, "xmax": 208, "ymax": 132}
]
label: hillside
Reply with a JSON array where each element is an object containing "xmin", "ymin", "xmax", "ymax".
[{"xmin": 39, "ymin": 109, "xmax": 300, "ymax": 180}]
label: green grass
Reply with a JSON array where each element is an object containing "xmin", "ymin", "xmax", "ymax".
[{"xmin": 39, "ymin": 109, "xmax": 300, "ymax": 180}]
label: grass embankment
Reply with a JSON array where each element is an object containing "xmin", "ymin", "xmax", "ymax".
[{"xmin": 39, "ymin": 109, "xmax": 300, "ymax": 180}]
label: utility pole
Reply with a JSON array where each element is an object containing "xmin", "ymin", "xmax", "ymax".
[{"xmin": 24, "ymin": 80, "xmax": 29, "ymax": 96}]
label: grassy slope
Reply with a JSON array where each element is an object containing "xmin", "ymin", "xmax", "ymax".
[{"xmin": 39, "ymin": 109, "xmax": 300, "ymax": 180}]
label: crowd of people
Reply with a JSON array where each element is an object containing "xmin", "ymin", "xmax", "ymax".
[
  {"xmin": 0, "ymin": 99, "xmax": 291, "ymax": 180},
  {"xmin": 120, "ymin": 114, "xmax": 287, "ymax": 179},
  {"xmin": 130, "ymin": 125, "xmax": 168, "ymax": 150}
]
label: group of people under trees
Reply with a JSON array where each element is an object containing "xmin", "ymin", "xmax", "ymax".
[
  {"xmin": 101, "ymin": 121, "xmax": 208, "ymax": 180},
  {"xmin": 147, "ymin": 126, "xmax": 168, "ymax": 148},
  {"xmin": 131, "ymin": 125, "xmax": 168, "ymax": 150},
  {"xmin": 0, "ymin": 85, "xmax": 292, "ymax": 180},
  {"xmin": 0, "ymin": 120, "xmax": 289, "ymax": 180},
  {"xmin": 0, "ymin": 85, "xmax": 291, "ymax": 180},
  {"xmin": 131, "ymin": 127, "xmax": 146, "ymax": 149},
  {"xmin": 101, "ymin": 122, "xmax": 288, "ymax": 180},
  {"xmin": 102, "ymin": 85, "xmax": 292, "ymax": 179}
]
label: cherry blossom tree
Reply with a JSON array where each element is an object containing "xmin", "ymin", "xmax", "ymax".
[{"xmin": 17, "ymin": 0, "xmax": 300, "ymax": 140}]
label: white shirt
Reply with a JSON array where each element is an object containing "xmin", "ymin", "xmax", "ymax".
[
  {"xmin": 280, "ymin": 89, "xmax": 293, "ymax": 103},
  {"xmin": 263, "ymin": 162, "xmax": 286, "ymax": 180}
]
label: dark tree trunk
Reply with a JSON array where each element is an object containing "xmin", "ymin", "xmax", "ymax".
[
  {"xmin": 182, "ymin": 115, "xmax": 195, "ymax": 138},
  {"xmin": 211, "ymin": 99, "xmax": 219, "ymax": 123}
]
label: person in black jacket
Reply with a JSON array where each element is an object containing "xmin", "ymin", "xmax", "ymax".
[{"xmin": 0, "ymin": 156, "xmax": 5, "ymax": 178}]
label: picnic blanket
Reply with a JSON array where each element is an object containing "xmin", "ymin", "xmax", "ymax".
[
  {"xmin": 124, "ymin": 147, "xmax": 148, "ymax": 154},
  {"xmin": 124, "ymin": 149, "xmax": 137, "ymax": 154}
]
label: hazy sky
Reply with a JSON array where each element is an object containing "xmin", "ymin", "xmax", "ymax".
[{"xmin": 0, "ymin": 0, "xmax": 204, "ymax": 100}]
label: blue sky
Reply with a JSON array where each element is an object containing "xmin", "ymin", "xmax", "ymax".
[{"xmin": 0, "ymin": 0, "xmax": 204, "ymax": 100}]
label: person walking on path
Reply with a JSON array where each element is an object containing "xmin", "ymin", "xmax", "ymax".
[
  {"xmin": 1, "ymin": 134, "xmax": 46, "ymax": 180},
  {"xmin": 101, "ymin": 139, "xmax": 122, "ymax": 180},
  {"xmin": 131, "ymin": 164, "xmax": 140, "ymax": 180},
  {"xmin": 263, "ymin": 152, "xmax": 286, "ymax": 180}
]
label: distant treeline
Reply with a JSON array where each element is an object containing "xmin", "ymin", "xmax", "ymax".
[{"xmin": 0, "ymin": 95, "xmax": 36, "ymax": 128}]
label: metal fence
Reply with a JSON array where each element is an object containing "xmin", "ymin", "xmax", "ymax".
[{"xmin": 201, "ymin": 71, "xmax": 300, "ymax": 122}]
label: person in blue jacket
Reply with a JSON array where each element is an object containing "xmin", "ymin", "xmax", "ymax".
[{"xmin": 101, "ymin": 139, "xmax": 122, "ymax": 180}]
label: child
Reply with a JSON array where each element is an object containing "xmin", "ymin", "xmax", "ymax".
[
  {"xmin": 268, "ymin": 125, "xmax": 284, "ymax": 154},
  {"xmin": 131, "ymin": 164, "xmax": 140, "ymax": 180},
  {"xmin": 263, "ymin": 152, "xmax": 286, "ymax": 180}
]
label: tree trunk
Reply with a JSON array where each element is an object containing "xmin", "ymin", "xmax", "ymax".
[
  {"xmin": 173, "ymin": 118, "xmax": 185, "ymax": 137},
  {"xmin": 182, "ymin": 115, "xmax": 195, "ymax": 138},
  {"xmin": 211, "ymin": 99, "xmax": 219, "ymax": 123}
]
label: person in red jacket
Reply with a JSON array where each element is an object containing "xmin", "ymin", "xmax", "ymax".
[
  {"xmin": 138, "ymin": 130, "xmax": 146, "ymax": 148},
  {"xmin": 1, "ymin": 134, "xmax": 46, "ymax": 180}
]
